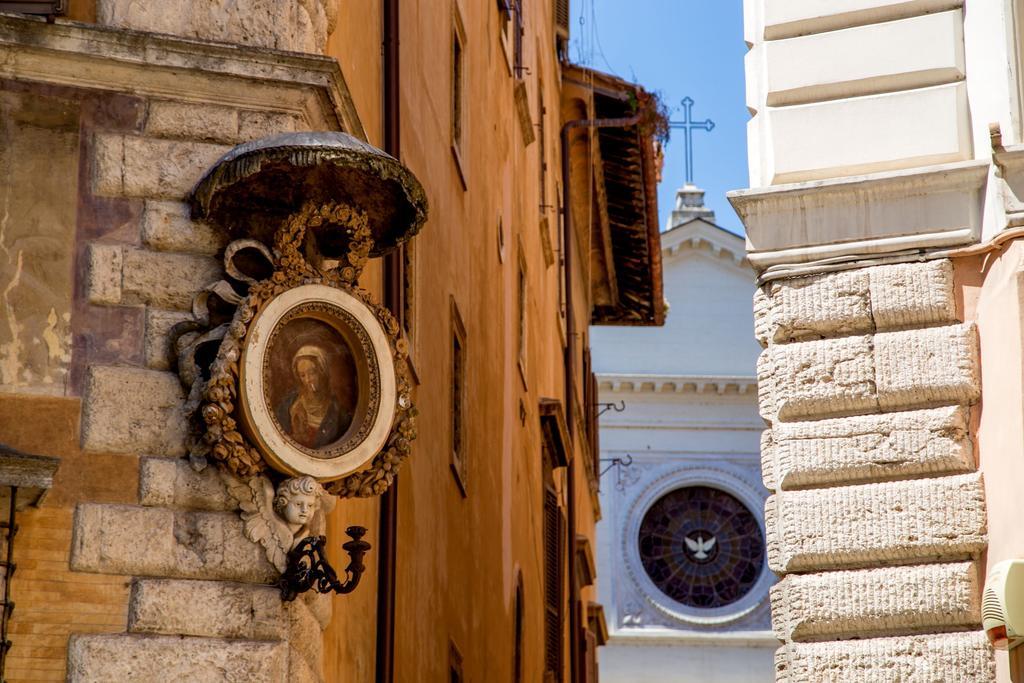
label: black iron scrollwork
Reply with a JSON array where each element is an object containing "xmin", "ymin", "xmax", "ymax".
[{"xmin": 278, "ymin": 526, "xmax": 371, "ymax": 602}]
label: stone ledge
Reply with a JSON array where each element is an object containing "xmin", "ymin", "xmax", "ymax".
[
  {"xmin": 762, "ymin": 405, "xmax": 973, "ymax": 491},
  {"xmin": 759, "ymin": 323, "xmax": 979, "ymax": 422},
  {"xmin": 766, "ymin": 472, "xmax": 986, "ymax": 574},
  {"xmin": 775, "ymin": 630, "xmax": 994, "ymax": 683},
  {"xmin": 760, "ymin": 260, "xmax": 955, "ymax": 344},
  {"xmin": 771, "ymin": 562, "xmax": 979, "ymax": 642},
  {"xmin": 67, "ymin": 633, "xmax": 287, "ymax": 683},
  {"xmin": 138, "ymin": 458, "xmax": 236, "ymax": 512},
  {"xmin": 81, "ymin": 366, "xmax": 187, "ymax": 457},
  {"xmin": 71, "ymin": 503, "xmax": 276, "ymax": 584},
  {"xmin": 129, "ymin": 578, "xmax": 284, "ymax": 640}
]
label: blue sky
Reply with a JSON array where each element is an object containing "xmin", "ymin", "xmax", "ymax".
[{"xmin": 569, "ymin": 0, "xmax": 748, "ymax": 235}]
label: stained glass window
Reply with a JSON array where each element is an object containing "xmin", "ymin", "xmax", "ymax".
[{"xmin": 638, "ymin": 486, "xmax": 764, "ymax": 608}]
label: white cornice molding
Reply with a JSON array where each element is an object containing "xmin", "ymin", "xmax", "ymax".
[
  {"xmin": 607, "ymin": 629, "xmax": 778, "ymax": 648},
  {"xmin": 597, "ymin": 373, "xmax": 758, "ymax": 397},
  {"xmin": 0, "ymin": 12, "xmax": 365, "ymax": 138},
  {"xmin": 728, "ymin": 159, "xmax": 988, "ymax": 269}
]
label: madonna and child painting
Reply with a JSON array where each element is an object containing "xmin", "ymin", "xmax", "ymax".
[{"xmin": 267, "ymin": 317, "xmax": 359, "ymax": 452}]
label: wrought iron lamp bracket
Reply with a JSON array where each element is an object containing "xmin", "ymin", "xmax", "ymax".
[{"xmin": 278, "ymin": 526, "xmax": 371, "ymax": 601}]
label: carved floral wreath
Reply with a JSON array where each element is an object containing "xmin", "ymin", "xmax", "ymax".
[{"xmin": 173, "ymin": 201, "xmax": 416, "ymax": 498}]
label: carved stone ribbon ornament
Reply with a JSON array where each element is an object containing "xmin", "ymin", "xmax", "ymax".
[{"xmin": 174, "ymin": 133, "xmax": 427, "ymax": 575}]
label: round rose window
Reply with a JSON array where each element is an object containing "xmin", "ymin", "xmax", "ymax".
[{"xmin": 638, "ymin": 486, "xmax": 764, "ymax": 608}]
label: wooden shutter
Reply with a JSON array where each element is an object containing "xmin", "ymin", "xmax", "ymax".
[
  {"xmin": 513, "ymin": 0, "xmax": 525, "ymax": 77},
  {"xmin": 554, "ymin": 0, "xmax": 569, "ymax": 34},
  {"xmin": 543, "ymin": 488, "xmax": 564, "ymax": 680},
  {"xmin": 583, "ymin": 627, "xmax": 598, "ymax": 683},
  {"xmin": 590, "ymin": 370, "xmax": 600, "ymax": 484}
]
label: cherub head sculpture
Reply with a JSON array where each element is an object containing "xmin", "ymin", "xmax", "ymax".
[{"xmin": 273, "ymin": 476, "xmax": 327, "ymax": 532}]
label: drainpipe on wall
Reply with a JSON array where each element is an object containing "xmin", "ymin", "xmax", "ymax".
[
  {"xmin": 376, "ymin": 0, "xmax": 400, "ymax": 680},
  {"xmin": 559, "ymin": 112, "xmax": 640, "ymax": 683}
]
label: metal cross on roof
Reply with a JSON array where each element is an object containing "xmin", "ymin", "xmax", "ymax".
[{"xmin": 669, "ymin": 97, "xmax": 715, "ymax": 185}]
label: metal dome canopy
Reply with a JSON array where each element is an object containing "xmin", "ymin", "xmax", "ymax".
[{"xmin": 190, "ymin": 132, "xmax": 427, "ymax": 257}]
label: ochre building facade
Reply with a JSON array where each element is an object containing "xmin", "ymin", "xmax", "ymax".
[{"xmin": 0, "ymin": 1, "xmax": 663, "ymax": 681}]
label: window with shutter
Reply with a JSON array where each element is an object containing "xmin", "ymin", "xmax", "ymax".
[
  {"xmin": 553, "ymin": 0, "xmax": 569, "ymax": 61},
  {"xmin": 0, "ymin": 1, "xmax": 65, "ymax": 15},
  {"xmin": 543, "ymin": 487, "xmax": 564, "ymax": 681},
  {"xmin": 513, "ymin": 0, "xmax": 525, "ymax": 78}
]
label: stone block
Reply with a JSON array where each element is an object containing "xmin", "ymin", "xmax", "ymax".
[
  {"xmin": 766, "ymin": 472, "xmax": 986, "ymax": 573},
  {"xmin": 763, "ymin": 405, "xmax": 973, "ymax": 490},
  {"xmin": 285, "ymin": 594, "xmax": 324, "ymax": 674},
  {"xmin": 764, "ymin": 10, "xmax": 964, "ymax": 107},
  {"xmin": 146, "ymin": 101, "xmax": 239, "ymax": 143},
  {"xmin": 238, "ymin": 110, "xmax": 301, "ymax": 141},
  {"xmin": 145, "ymin": 103, "xmax": 302, "ymax": 145},
  {"xmin": 763, "ymin": 334, "xmax": 877, "ymax": 421},
  {"xmin": 763, "ymin": 0, "xmax": 963, "ymax": 41},
  {"xmin": 868, "ymin": 259, "xmax": 956, "ymax": 330},
  {"xmin": 289, "ymin": 646, "xmax": 322, "ymax": 683},
  {"xmin": 93, "ymin": 134, "xmax": 229, "ymax": 200},
  {"xmin": 142, "ymin": 201, "xmax": 226, "ymax": 256},
  {"xmin": 67, "ymin": 633, "xmax": 287, "ymax": 683},
  {"xmin": 753, "ymin": 286, "xmax": 772, "ymax": 348},
  {"xmin": 768, "ymin": 269, "xmax": 872, "ymax": 343},
  {"xmin": 874, "ymin": 323, "xmax": 979, "ymax": 410},
  {"xmin": 771, "ymin": 562, "xmax": 979, "ymax": 641},
  {"xmin": 302, "ymin": 591, "xmax": 333, "ymax": 629},
  {"xmin": 96, "ymin": 0, "xmax": 337, "ymax": 54},
  {"xmin": 129, "ymin": 579, "xmax": 284, "ymax": 640},
  {"xmin": 761, "ymin": 260, "xmax": 957, "ymax": 343},
  {"xmin": 775, "ymin": 631, "xmax": 994, "ymax": 683},
  {"xmin": 81, "ymin": 366, "xmax": 187, "ymax": 456},
  {"xmin": 144, "ymin": 308, "xmax": 192, "ymax": 370},
  {"xmin": 138, "ymin": 457, "xmax": 236, "ymax": 511},
  {"xmin": 121, "ymin": 248, "xmax": 221, "ymax": 311},
  {"xmin": 767, "ymin": 82, "xmax": 970, "ymax": 184},
  {"xmin": 84, "ymin": 243, "xmax": 123, "ymax": 306},
  {"xmin": 761, "ymin": 323, "xmax": 978, "ymax": 421},
  {"xmin": 71, "ymin": 503, "xmax": 277, "ymax": 584}
]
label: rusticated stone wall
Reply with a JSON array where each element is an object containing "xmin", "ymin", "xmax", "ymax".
[
  {"xmin": 96, "ymin": 0, "xmax": 340, "ymax": 54},
  {"xmin": 755, "ymin": 259, "xmax": 995, "ymax": 681},
  {"xmin": 64, "ymin": 96, "xmax": 331, "ymax": 682}
]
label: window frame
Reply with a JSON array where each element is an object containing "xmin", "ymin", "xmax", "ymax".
[
  {"xmin": 450, "ymin": 297, "xmax": 468, "ymax": 496},
  {"xmin": 450, "ymin": 5, "xmax": 468, "ymax": 189}
]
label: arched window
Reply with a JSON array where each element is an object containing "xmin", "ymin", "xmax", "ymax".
[{"xmin": 513, "ymin": 572, "xmax": 525, "ymax": 683}]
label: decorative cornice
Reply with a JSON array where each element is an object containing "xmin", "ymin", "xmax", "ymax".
[
  {"xmin": 598, "ymin": 373, "xmax": 757, "ymax": 397},
  {"xmin": 0, "ymin": 12, "xmax": 364, "ymax": 138},
  {"xmin": 661, "ymin": 220, "xmax": 749, "ymax": 266},
  {"xmin": 728, "ymin": 159, "xmax": 988, "ymax": 269}
]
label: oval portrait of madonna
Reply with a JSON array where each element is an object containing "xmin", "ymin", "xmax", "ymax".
[
  {"xmin": 240, "ymin": 284, "xmax": 397, "ymax": 481},
  {"xmin": 268, "ymin": 319, "xmax": 358, "ymax": 450}
]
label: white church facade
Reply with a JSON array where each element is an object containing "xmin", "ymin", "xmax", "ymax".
[{"xmin": 591, "ymin": 186, "xmax": 775, "ymax": 682}]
